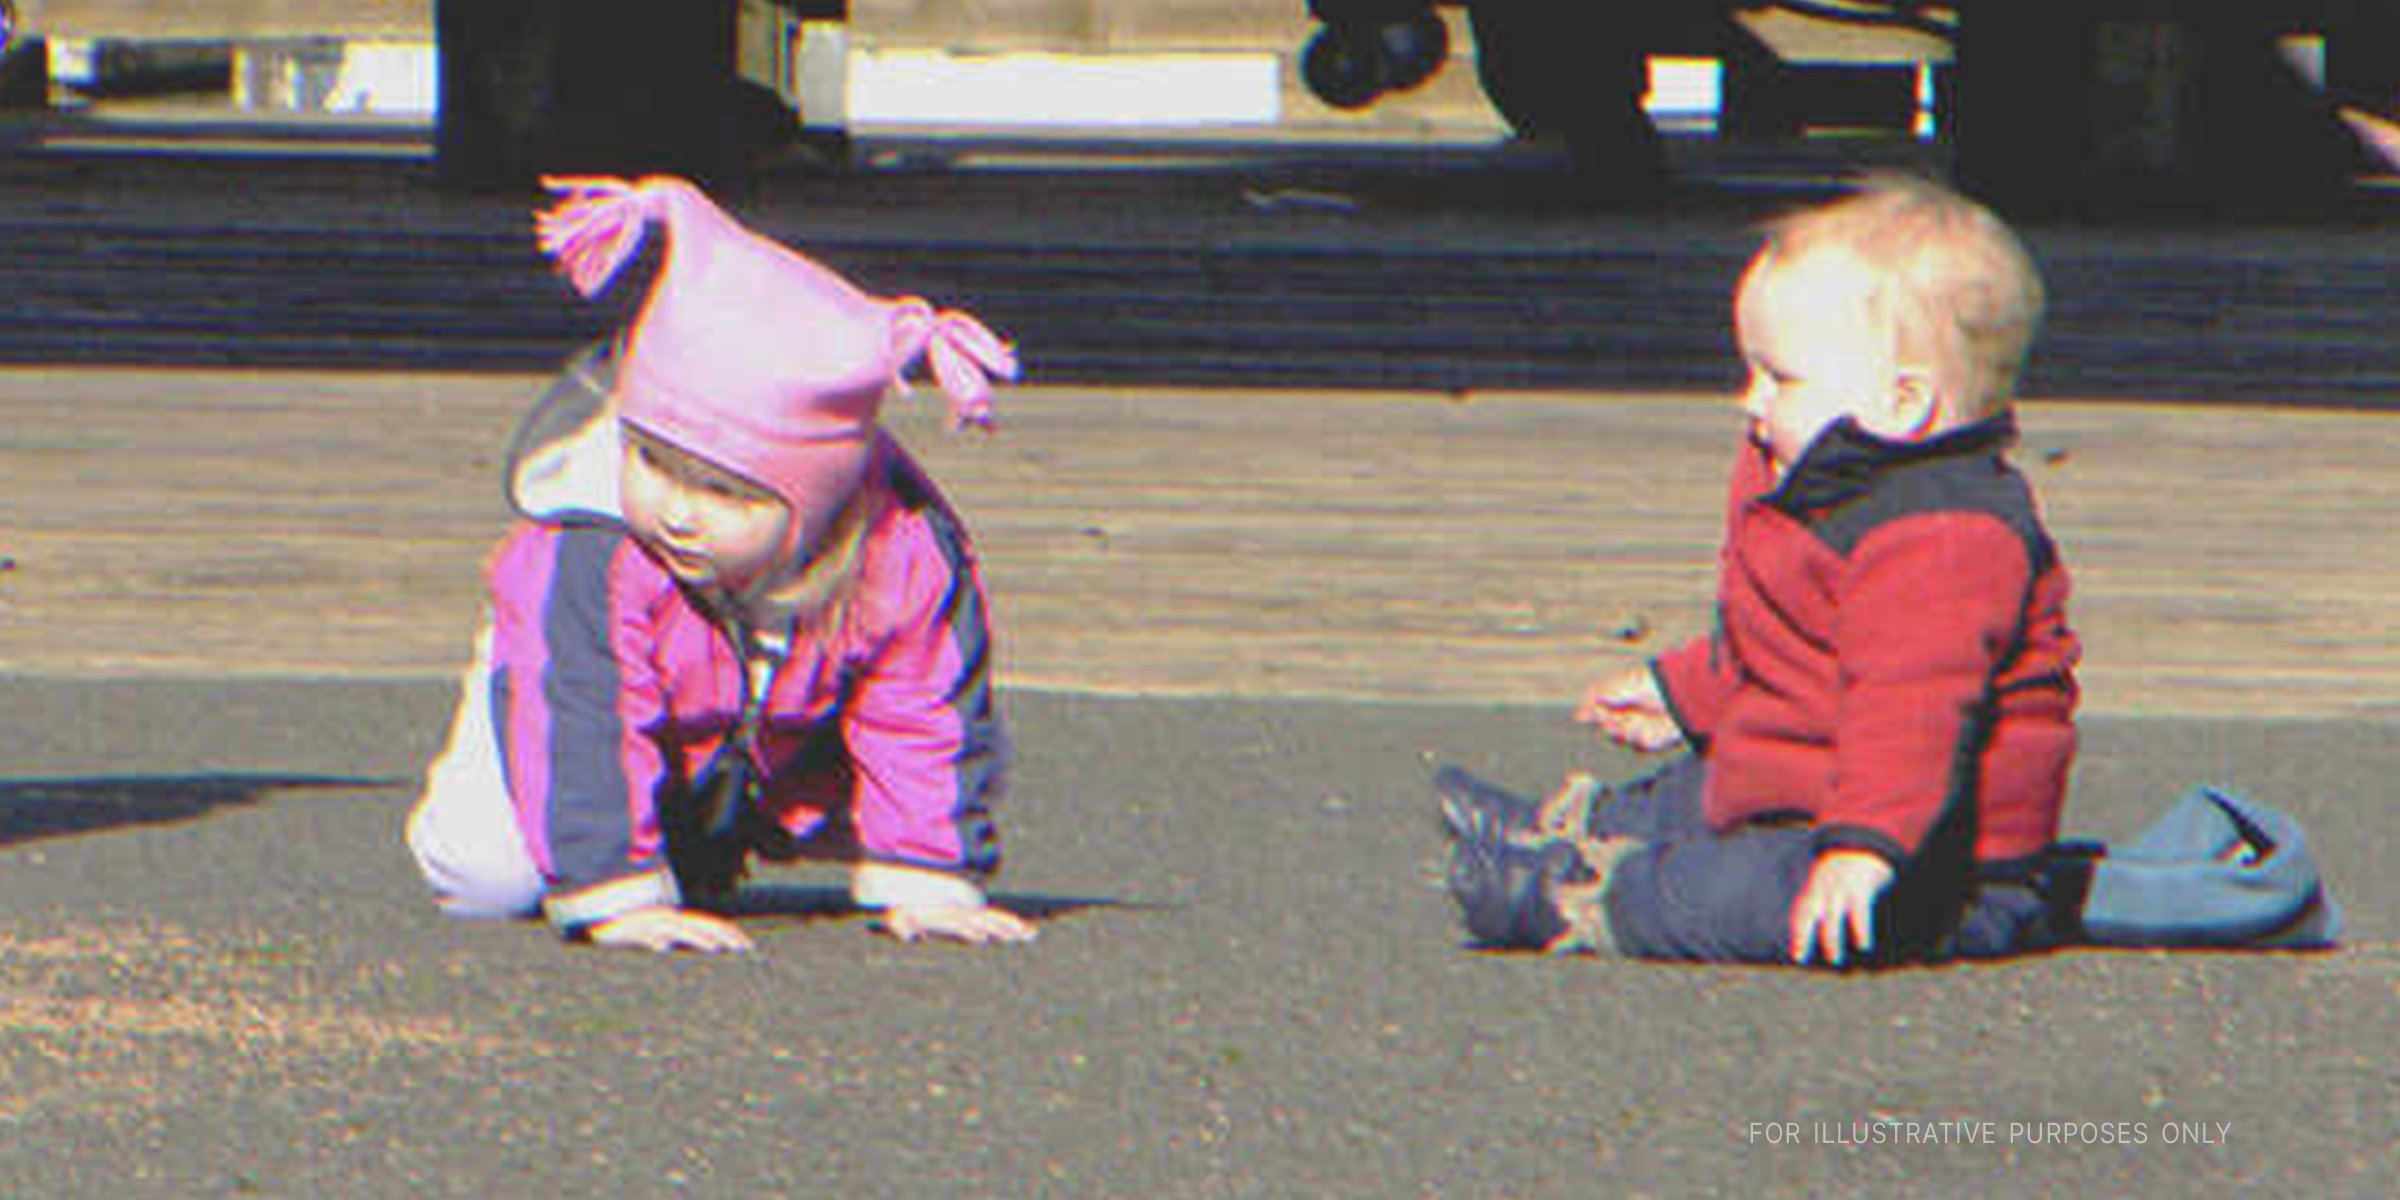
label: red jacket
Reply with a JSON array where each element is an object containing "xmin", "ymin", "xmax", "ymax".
[{"xmin": 1652, "ymin": 415, "xmax": 2080, "ymax": 867}]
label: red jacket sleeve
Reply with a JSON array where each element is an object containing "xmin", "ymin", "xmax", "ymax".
[
  {"xmin": 1653, "ymin": 631, "xmax": 1738, "ymax": 745},
  {"xmin": 1652, "ymin": 440, "xmax": 1774, "ymax": 744},
  {"xmin": 1820, "ymin": 513, "xmax": 2033, "ymax": 861}
]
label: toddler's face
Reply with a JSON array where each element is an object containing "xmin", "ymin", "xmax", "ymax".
[
  {"xmin": 1733, "ymin": 247, "xmax": 1922, "ymax": 477},
  {"xmin": 620, "ymin": 424, "xmax": 794, "ymax": 595}
]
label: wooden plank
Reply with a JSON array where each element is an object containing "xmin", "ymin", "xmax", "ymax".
[
  {"xmin": 18, "ymin": 1, "xmax": 429, "ymax": 41},
  {"xmin": 1737, "ymin": 7, "xmax": 1952, "ymax": 65},
  {"xmin": 854, "ymin": 0, "xmax": 1303, "ymax": 53},
  {"xmin": 852, "ymin": 0, "xmax": 1952, "ymax": 61},
  {"xmin": 3, "ymin": 369, "xmax": 2396, "ymax": 722},
  {"xmin": 849, "ymin": 2, "xmax": 1501, "ymax": 134}
]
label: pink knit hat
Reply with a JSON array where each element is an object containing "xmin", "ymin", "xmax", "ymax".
[{"xmin": 533, "ymin": 175, "xmax": 1018, "ymax": 537}]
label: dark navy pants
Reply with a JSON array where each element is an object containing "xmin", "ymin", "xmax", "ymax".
[{"xmin": 1592, "ymin": 756, "xmax": 2057, "ymax": 964}]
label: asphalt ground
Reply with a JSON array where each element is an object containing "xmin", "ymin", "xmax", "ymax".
[{"xmin": 0, "ymin": 677, "xmax": 2393, "ymax": 1199}]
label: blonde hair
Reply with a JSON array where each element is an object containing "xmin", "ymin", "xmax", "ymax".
[
  {"xmin": 783, "ymin": 471, "xmax": 887, "ymax": 639},
  {"xmin": 1761, "ymin": 174, "xmax": 2046, "ymax": 420}
]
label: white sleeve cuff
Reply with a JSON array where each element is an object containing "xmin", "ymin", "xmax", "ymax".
[
  {"xmin": 852, "ymin": 862, "xmax": 986, "ymax": 910},
  {"xmin": 541, "ymin": 869, "xmax": 682, "ymax": 935}
]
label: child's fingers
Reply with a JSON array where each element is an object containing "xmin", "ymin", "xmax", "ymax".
[
  {"xmin": 654, "ymin": 912, "xmax": 747, "ymax": 954},
  {"xmin": 591, "ymin": 908, "xmax": 753, "ymax": 954},
  {"xmin": 878, "ymin": 908, "xmax": 929, "ymax": 942},
  {"xmin": 1788, "ymin": 857, "xmax": 1887, "ymax": 967},
  {"xmin": 1789, "ymin": 884, "xmax": 1847, "ymax": 967},
  {"xmin": 1579, "ymin": 692, "xmax": 1679, "ymax": 752},
  {"xmin": 1810, "ymin": 909, "xmax": 1848, "ymax": 967},
  {"xmin": 677, "ymin": 913, "xmax": 755, "ymax": 954},
  {"xmin": 1576, "ymin": 677, "xmax": 1640, "ymax": 722},
  {"xmin": 1789, "ymin": 901, "xmax": 1824, "ymax": 965},
  {"xmin": 1631, "ymin": 718, "xmax": 1680, "ymax": 752},
  {"xmin": 1598, "ymin": 712, "xmax": 1680, "ymax": 753},
  {"xmin": 972, "ymin": 908, "xmax": 1040, "ymax": 944},
  {"xmin": 878, "ymin": 906, "xmax": 1038, "ymax": 945},
  {"xmin": 934, "ymin": 908, "xmax": 1035, "ymax": 944}
]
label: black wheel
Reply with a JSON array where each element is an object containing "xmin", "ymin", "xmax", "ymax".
[
  {"xmin": 1302, "ymin": 24, "xmax": 1385, "ymax": 110},
  {"xmin": 1377, "ymin": 9, "xmax": 1451, "ymax": 94}
]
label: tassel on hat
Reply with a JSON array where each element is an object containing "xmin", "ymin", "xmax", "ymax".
[{"xmin": 532, "ymin": 175, "xmax": 1017, "ymax": 534}]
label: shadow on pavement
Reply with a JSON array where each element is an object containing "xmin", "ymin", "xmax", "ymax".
[
  {"xmin": 726, "ymin": 882, "xmax": 1157, "ymax": 930},
  {"xmin": 0, "ymin": 774, "xmax": 396, "ymax": 847}
]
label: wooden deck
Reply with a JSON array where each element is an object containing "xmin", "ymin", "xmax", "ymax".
[
  {"xmin": 17, "ymin": 0, "xmax": 428, "ymax": 40},
  {"xmin": 3, "ymin": 368, "xmax": 2395, "ymax": 722}
]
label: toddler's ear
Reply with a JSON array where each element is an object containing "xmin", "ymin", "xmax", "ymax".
[{"xmin": 1884, "ymin": 369, "xmax": 1941, "ymax": 441}]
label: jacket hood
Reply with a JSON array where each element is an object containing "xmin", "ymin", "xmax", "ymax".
[{"xmin": 505, "ymin": 341, "xmax": 626, "ymax": 526}]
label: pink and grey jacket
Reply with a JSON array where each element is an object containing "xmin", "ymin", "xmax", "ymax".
[{"xmin": 443, "ymin": 349, "xmax": 1008, "ymax": 933}]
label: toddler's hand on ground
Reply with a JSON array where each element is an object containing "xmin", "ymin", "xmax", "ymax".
[
  {"xmin": 1788, "ymin": 850, "xmax": 1896, "ymax": 968},
  {"xmin": 878, "ymin": 904, "xmax": 1038, "ymax": 946},
  {"xmin": 1575, "ymin": 666, "xmax": 1684, "ymax": 753},
  {"xmin": 588, "ymin": 906, "xmax": 755, "ymax": 955}
]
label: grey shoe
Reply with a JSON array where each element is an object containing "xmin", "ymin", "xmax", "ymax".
[
  {"xmin": 1437, "ymin": 765, "xmax": 1603, "ymax": 846},
  {"xmin": 1445, "ymin": 826, "xmax": 1595, "ymax": 951},
  {"xmin": 1435, "ymin": 764, "xmax": 1544, "ymax": 844}
]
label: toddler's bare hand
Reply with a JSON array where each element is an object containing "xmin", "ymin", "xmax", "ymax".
[
  {"xmin": 588, "ymin": 906, "xmax": 755, "ymax": 955},
  {"xmin": 1788, "ymin": 850, "xmax": 1896, "ymax": 968},
  {"xmin": 1594, "ymin": 709, "xmax": 1686, "ymax": 753},
  {"xmin": 878, "ymin": 904, "xmax": 1039, "ymax": 946},
  {"xmin": 1575, "ymin": 666, "xmax": 1685, "ymax": 752}
]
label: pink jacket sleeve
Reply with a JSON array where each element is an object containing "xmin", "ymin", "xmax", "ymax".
[
  {"xmin": 840, "ymin": 510, "xmax": 1008, "ymax": 880},
  {"xmin": 486, "ymin": 523, "xmax": 680, "ymax": 931}
]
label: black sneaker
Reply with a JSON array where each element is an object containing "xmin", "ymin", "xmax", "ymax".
[
  {"xmin": 1435, "ymin": 764, "xmax": 1543, "ymax": 844},
  {"xmin": 1446, "ymin": 827, "xmax": 1594, "ymax": 951}
]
